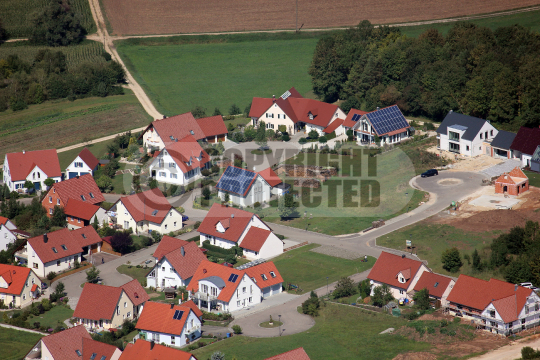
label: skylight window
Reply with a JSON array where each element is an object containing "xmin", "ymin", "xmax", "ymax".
[
  {"xmin": 82, "ymin": 233, "xmax": 87, "ymax": 239},
  {"xmin": 80, "ymin": 195, "xmax": 86, "ymax": 201},
  {"xmin": 261, "ymin": 274, "xmax": 267, "ymax": 281},
  {"xmin": 434, "ymin": 282, "xmax": 439, "ymax": 288},
  {"xmin": 190, "ymin": 130, "xmax": 195, "ymax": 135},
  {"xmin": 89, "ymin": 192, "xmax": 95, "ymax": 199},
  {"xmin": 100, "ymin": 356, "xmax": 106, "ymax": 360},
  {"xmin": 61, "ymin": 245, "xmax": 67, "ymax": 251},
  {"xmin": 90, "ymin": 353, "xmax": 97, "ymax": 360},
  {"xmin": 251, "ymin": 277, "xmax": 257, "ymax": 283},
  {"xmin": 270, "ymin": 271, "xmax": 276, "ymax": 278},
  {"xmin": 75, "ymin": 349, "xmax": 82, "ymax": 357},
  {"xmin": 151, "ymin": 210, "xmax": 158, "ymax": 216},
  {"xmin": 52, "ymin": 247, "xmax": 58, "ymax": 253}
]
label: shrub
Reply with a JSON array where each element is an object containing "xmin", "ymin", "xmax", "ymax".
[
  {"xmin": 282, "ymin": 133, "xmax": 290, "ymax": 142},
  {"xmin": 308, "ymin": 129, "xmax": 319, "ymax": 140},
  {"xmin": 302, "ymin": 291, "xmax": 320, "ymax": 316},
  {"xmin": 299, "ymin": 137, "xmax": 307, "ymax": 144},
  {"xmin": 318, "ymin": 136, "xmax": 327, "ymax": 144},
  {"xmin": 46, "ymin": 272, "xmax": 57, "ymax": 281},
  {"xmin": 332, "ymin": 276, "xmax": 355, "ymax": 299},
  {"xmin": 232, "ymin": 324, "xmax": 242, "ymax": 334},
  {"xmin": 229, "ymin": 104, "xmax": 241, "ymax": 115}
]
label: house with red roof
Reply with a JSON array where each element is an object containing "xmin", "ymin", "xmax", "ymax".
[
  {"xmin": 66, "ymin": 147, "xmax": 100, "ymax": 179},
  {"xmin": 74, "ymin": 279, "xmax": 149, "ymax": 330},
  {"xmin": 136, "ymin": 301, "xmax": 202, "ymax": 347},
  {"xmin": 109, "ymin": 188, "xmax": 182, "ymax": 235},
  {"xmin": 350, "ymin": 105, "xmax": 411, "ymax": 145},
  {"xmin": 249, "ymin": 87, "xmax": 346, "ymax": 136},
  {"xmin": 495, "ymin": 167, "xmax": 529, "ymax": 195},
  {"xmin": 15, "ymin": 226, "xmax": 102, "ymax": 277},
  {"xmin": 412, "ymin": 272, "xmax": 455, "ymax": 307},
  {"xmin": 25, "ymin": 325, "xmax": 121, "ymax": 360},
  {"xmin": 0, "ymin": 264, "xmax": 41, "ymax": 308},
  {"xmin": 265, "ymin": 347, "xmax": 311, "ymax": 360},
  {"xmin": 146, "ymin": 238, "xmax": 207, "ymax": 289},
  {"xmin": 141, "ymin": 113, "xmax": 228, "ymax": 152},
  {"xmin": 120, "ymin": 339, "xmax": 197, "ymax": 360},
  {"xmin": 187, "ymin": 259, "xmax": 282, "ymax": 312},
  {"xmin": 42, "ymin": 174, "xmax": 107, "ymax": 229},
  {"xmin": 198, "ymin": 203, "xmax": 284, "ymax": 260},
  {"xmin": 148, "ymin": 135, "xmax": 211, "ymax": 186},
  {"xmin": 258, "ymin": 166, "xmax": 289, "ymax": 196},
  {"xmin": 3, "ymin": 149, "xmax": 61, "ymax": 193},
  {"xmin": 368, "ymin": 252, "xmax": 431, "ymax": 301},
  {"xmin": 446, "ymin": 275, "xmax": 540, "ymax": 335},
  {"xmin": 510, "ymin": 126, "xmax": 540, "ymax": 167},
  {"xmin": 0, "ymin": 216, "xmax": 18, "ymax": 251}
]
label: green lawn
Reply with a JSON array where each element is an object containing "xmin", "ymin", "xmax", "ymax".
[
  {"xmin": 192, "ymin": 303, "xmax": 431, "ymax": 360},
  {"xmin": 525, "ymin": 170, "xmax": 540, "ymax": 188},
  {"xmin": 116, "ymin": 36, "xmax": 319, "ymax": 116},
  {"xmin": 272, "ymin": 244, "xmax": 374, "ymax": 294},
  {"xmin": 377, "ymin": 223, "xmax": 501, "ymax": 280},
  {"xmin": 27, "ymin": 305, "xmax": 74, "ymax": 329},
  {"xmin": 57, "ymin": 139, "xmax": 116, "ymax": 169},
  {"xmin": 0, "ymin": 327, "xmax": 43, "ymax": 360},
  {"xmin": 117, "ymin": 264, "xmax": 151, "ymax": 285},
  {"xmin": 399, "ymin": 9, "xmax": 540, "ymax": 38}
]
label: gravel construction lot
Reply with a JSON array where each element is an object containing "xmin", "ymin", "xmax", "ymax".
[{"xmin": 101, "ymin": 0, "xmax": 540, "ymax": 36}]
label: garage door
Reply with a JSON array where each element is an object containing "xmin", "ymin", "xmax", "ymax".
[
  {"xmin": 68, "ymin": 172, "xmax": 78, "ymax": 179},
  {"xmin": 262, "ymin": 287, "xmax": 271, "ymax": 298},
  {"xmin": 79, "ymin": 172, "xmax": 89, "ymax": 176},
  {"xmin": 271, "ymin": 284, "xmax": 281, "ymax": 295}
]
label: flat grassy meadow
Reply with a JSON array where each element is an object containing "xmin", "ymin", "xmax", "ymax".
[
  {"xmin": 0, "ymin": 327, "xmax": 42, "ymax": 360},
  {"xmin": 191, "ymin": 303, "xmax": 431, "ymax": 360},
  {"xmin": 116, "ymin": 34, "xmax": 321, "ymax": 116}
]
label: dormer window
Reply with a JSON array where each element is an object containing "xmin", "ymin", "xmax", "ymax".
[
  {"xmin": 270, "ymin": 271, "xmax": 276, "ymax": 278},
  {"xmin": 309, "ymin": 113, "xmax": 313, "ymax": 120},
  {"xmin": 261, "ymin": 274, "xmax": 267, "ymax": 281},
  {"xmin": 190, "ymin": 130, "xmax": 195, "ymax": 135}
]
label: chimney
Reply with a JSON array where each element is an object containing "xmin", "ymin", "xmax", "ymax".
[
  {"xmin": 401, "ymin": 254, "xmax": 405, "ymax": 258},
  {"xmin": 43, "ymin": 233, "xmax": 48, "ymax": 243},
  {"xmin": 181, "ymin": 246, "xmax": 185, "ymax": 257},
  {"xmin": 76, "ymin": 175, "xmax": 79, "ymax": 179},
  {"xmin": 272, "ymin": 95, "xmax": 276, "ymax": 103},
  {"xmin": 231, "ymin": 214, "xmax": 234, "ymax": 218},
  {"xmin": 515, "ymin": 284, "xmax": 518, "ymax": 291},
  {"xmin": 376, "ymin": 107, "xmax": 380, "ymax": 111},
  {"xmin": 449, "ymin": 109, "xmax": 453, "ymax": 114},
  {"xmin": 150, "ymin": 341, "xmax": 155, "ymax": 350},
  {"xmin": 170, "ymin": 303, "xmax": 174, "ymax": 309},
  {"xmin": 163, "ymin": 115, "xmax": 167, "ymax": 119},
  {"xmin": 22, "ymin": 150, "xmax": 25, "ymax": 154}
]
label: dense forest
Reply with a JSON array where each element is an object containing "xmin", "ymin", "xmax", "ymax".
[{"xmin": 309, "ymin": 21, "xmax": 540, "ymax": 129}]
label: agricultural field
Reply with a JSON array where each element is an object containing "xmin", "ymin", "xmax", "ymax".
[
  {"xmin": 0, "ymin": 0, "xmax": 96, "ymax": 38},
  {"xmin": 0, "ymin": 91, "xmax": 152, "ymax": 163},
  {"xmin": 0, "ymin": 327, "xmax": 42, "ymax": 360},
  {"xmin": 0, "ymin": 41, "xmax": 106, "ymax": 71},
  {"xmin": 100, "ymin": 0, "xmax": 540, "ymax": 36},
  {"xmin": 116, "ymin": 34, "xmax": 319, "ymax": 116}
]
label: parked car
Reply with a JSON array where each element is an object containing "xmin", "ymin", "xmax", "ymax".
[
  {"xmin": 421, "ymin": 169, "xmax": 438, "ymax": 178},
  {"xmin": 41, "ymin": 282, "xmax": 48, "ymax": 289},
  {"xmin": 520, "ymin": 282, "xmax": 539, "ymax": 291},
  {"xmin": 182, "ymin": 215, "xmax": 189, "ymax": 221}
]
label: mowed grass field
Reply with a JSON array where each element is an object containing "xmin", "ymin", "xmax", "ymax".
[
  {"xmin": 0, "ymin": 0, "xmax": 96, "ymax": 38},
  {"xmin": 0, "ymin": 91, "xmax": 151, "ymax": 162},
  {"xmin": 0, "ymin": 327, "xmax": 42, "ymax": 360},
  {"xmin": 192, "ymin": 303, "xmax": 431, "ymax": 360},
  {"xmin": 116, "ymin": 34, "xmax": 320, "ymax": 116}
]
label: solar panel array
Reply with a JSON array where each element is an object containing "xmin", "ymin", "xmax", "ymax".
[
  {"xmin": 351, "ymin": 113, "xmax": 362, "ymax": 122},
  {"xmin": 281, "ymin": 90, "xmax": 292, "ymax": 100},
  {"xmin": 216, "ymin": 167, "xmax": 257, "ymax": 196},
  {"xmin": 236, "ymin": 258, "xmax": 267, "ymax": 270},
  {"xmin": 228, "ymin": 273, "xmax": 239, "ymax": 283},
  {"xmin": 173, "ymin": 310, "xmax": 184, "ymax": 320},
  {"xmin": 367, "ymin": 106, "xmax": 409, "ymax": 136}
]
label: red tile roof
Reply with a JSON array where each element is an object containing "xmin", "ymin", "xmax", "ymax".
[
  {"xmin": 249, "ymin": 98, "xmax": 275, "ymax": 118},
  {"xmin": 40, "ymin": 325, "xmax": 91, "ymax": 360},
  {"xmin": 197, "ymin": 203, "xmax": 257, "ymax": 243},
  {"xmin": 258, "ymin": 167, "xmax": 282, "ymax": 187},
  {"xmin": 413, "ymin": 272, "xmax": 453, "ymax": 299},
  {"xmin": 77, "ymin": 147, "xmax": 99, "ymax": 170},
  {"xmin": 158, "ymin": 135, "xmax": 210, "ymax": 173},
  {"xmin": 6, "ymin": 149, "xmax": 61, "ymax": 181},
  {"xmin": 73, "ymin": 283, "xmax": 123, "ymax": 321},
  {"xmin": 244, "ymin": 261, "xmax": 283, "ymax": 289},
  {"xmin": 367, "ymin": 252, "xmax": 426, "ymax": 290},
  {"xmin": 64, "ymin": 199, "xmax": 100, "ymax": 221},
  {"xmin": 323, "ymin": 118, "xmax": 344, "ymax": 134},
  {"xmin": 31, "ymin": 283, "xmax": 38, "ymax": 292},
  {"xmin": 265, "ymin": 347, "xmax": 311, "ymax": 360},
  {"xmin": 49, "ymin": 174, "xmax": 105, "ymax": 206},
  {"xmin": 121, "ymin": 279, "xmax": 150, "ymax": 307},
  {"xmin": 120, "ymin": 339, "xmax": 195, "ymax": 360},
  {"xmin": 27, "ymin": 228, "xmax": 84, "ymax": 264},
  {"xmin": 153, "ymin": 236, "xmax": 188, "ymax": 260},
  {"xmin": 162, "ymin": 242, "xmax": 207, "ymax": 280},
  {"xmin": 0, "ymin": 264, "xmax": 32, "ymax": 295},
  {"xmin": 136, "ymin": 302, "xmax": 195, "ymax": 335},
  {"xmin": 118, "ymin": 188, "xmax": 173, "ymax": 224},
  {"xmin": 196, "ymin": 115, "xmax": 228, "ymax": 138},
  {"xmin": 0, "ymin": 216, "xmax": 9, "ymax": 226},
  {"xmin": 82, "ymin": 337, "xmax": 120, "ymax": 360},
  {"xmin": 510, "ymin": 126, "xmax": 540, "ymax": 155},
  {"xmin": 70, "ymin": 226, "xmax": 101, "ymax": 248},
  {"xmin": 187, "ymin": 260, "xmax": 244, "ymax": 302},
  {"xmin": 447, "ymin": 275, "xmax": 532, "ymax": 318},
  {"xmin": 179, "ymin": 299, "xmax": 203, "ymax": 318},
  {"xmin": 496, "ymin": 168, "xmax": 528, "ymax": 186},
  {"xmin": 102, "ymin": 236, "xmax": 113, "ymax": 245},
  {"xmin": 492, "ymin": 295, "xmax": 519, "ymax": 324},
  {"xmin": 239, "ymin": 227, "xmax": 272, "ymax": 252},
  {"xmin": 342, "ymin": 108, "xmax": 368, "ymax": 128}
]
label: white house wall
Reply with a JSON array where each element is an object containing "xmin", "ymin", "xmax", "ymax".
[
  {"xmin": 114, "ymin": 202, "xmax": 182, "ymax": 235},
  {"xmin": 0, "ymin": 225, "xmax": 16, "ymax": 251},
  {"xmin": 242, "ymin": 233, "xmax": 284, "ymax": 260},
  {"xmin": 225, "ymin": 275, "xmax": 262, "ymax": 312},
  {"xmin": 147, "ymin": 257, "xmax": 189, "ymax": 289},
  {"xmin": 370, "ymin": 265, "xmax": 431, "ymax": 301},
  {"xmin": 149, "ymin": 150, "xmax": 207, "ymax": 186},
  {"xmin": 255, "ymin": 103, "xmax": 296, "ymax": 134},
  {"xmin": 66, "ymin": 156, "xmax": 95, "ymax": 177},
  {"xmin": 143, "ymin": 127, "xmax": 166, "ymax": 152}
]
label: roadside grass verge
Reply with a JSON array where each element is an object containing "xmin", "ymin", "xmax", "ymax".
[
  {"xmin": 191, "ymin": 302, "xmax": 431, "ymax": 360},
  {"xmin": 0, "ymin": 91, "xmax": 151, "ymax": 163},
  {"xmin": 272, "ymin": 244, "xmax": 374, "ymax": 294},
  {"xmin": 377, "ymin": 222, "xmax": 501, "ymax": 280},
  {"xmin": 116, "ymin": 36, "xmax": 319, "ymax": 116},
  {"xmin": 0, "ymin": 327, "xmax": 43, "ymax": 360}
]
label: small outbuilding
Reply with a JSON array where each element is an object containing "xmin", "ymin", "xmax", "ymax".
[{"xmin": 495, "ymin": 167, "xmax": 529, "ymax": 195}]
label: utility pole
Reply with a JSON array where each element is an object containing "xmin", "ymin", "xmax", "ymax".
[{"xmin": 296, "ymin": 0, "xmax": 298, "ymax": 33}]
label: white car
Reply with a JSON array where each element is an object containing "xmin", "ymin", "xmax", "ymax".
[{"xmin": 520, "ymin": 283, "xmax": 539, "ymax": 291}]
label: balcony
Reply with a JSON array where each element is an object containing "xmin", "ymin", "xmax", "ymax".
[
  {"xmin": 193, "ymin": 291, "xmax": 217, "ymax": 302},
  {"xmin": 185, "ymin": 325, "xmax": 201, "ymax": 335},
  {"xmin": 14, "ymin": 250, "xmax": 28, "ymax": 260}
]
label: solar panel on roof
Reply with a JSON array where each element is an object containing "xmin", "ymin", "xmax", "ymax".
[
  {"xmin": 217, "ymin": 167, "xmax": 257, "ymax": 196},
  {"xmin": 228, "ymin": 273, "xmax": 239, "ymax": 282},
  {"xmin": 281, "ymin": 90, "xmax": 291, "ymax": 100},
  {"xmin": 367, "ymin": 106, "xmax": 409, "ymax": 136},
  {"xmin": 351, "ymin": 114, "xmax": 361, "ymax": 122},
  {"xmin": 173, "ymin": 310, "xmax": 184, "ymax": 320}
]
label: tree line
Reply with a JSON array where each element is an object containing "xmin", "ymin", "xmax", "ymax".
[{"xmin": 309, "ymin": 20, "xmax": 540, "ymax": 129}]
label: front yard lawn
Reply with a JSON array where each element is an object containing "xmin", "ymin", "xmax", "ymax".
[
  {"xmin": 116, "ymin": 264, "xmax": 150, "ymax": 285},
  {"xmin": 272, "ymin": 244, "xmax": 374, "ymax": 294},
  {"xmin": 27, "ymin": 304, "xmax": 73, "ymax": 329},
  {"xmin": 191, "ymin": 303, "xmax": 431, "ymax": 360},
  {"xmin": 0, "ymin": 327, "xmax": 43, "ymax": 360}
]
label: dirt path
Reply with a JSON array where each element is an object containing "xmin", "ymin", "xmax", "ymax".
[
  {"xmin": 86, "ymin": 0, "xmax": 162, "ymax": 120},
  {"xmin": 470, "ymin": 334, "xmax": 540, "ymax": 360}
]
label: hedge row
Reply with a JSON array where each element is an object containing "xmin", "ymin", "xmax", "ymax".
[
  {"xmin": 326, "ymin": 131, "xmax": 337, "ymax": 140},
  {"xmin": 202, "ymin": 240, "xmax": 236, "ymax": 255}
]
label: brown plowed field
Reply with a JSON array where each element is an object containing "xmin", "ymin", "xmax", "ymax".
[{"xmin": 101, "ymin": 0, "xmax": 540, "ymax": 36}]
